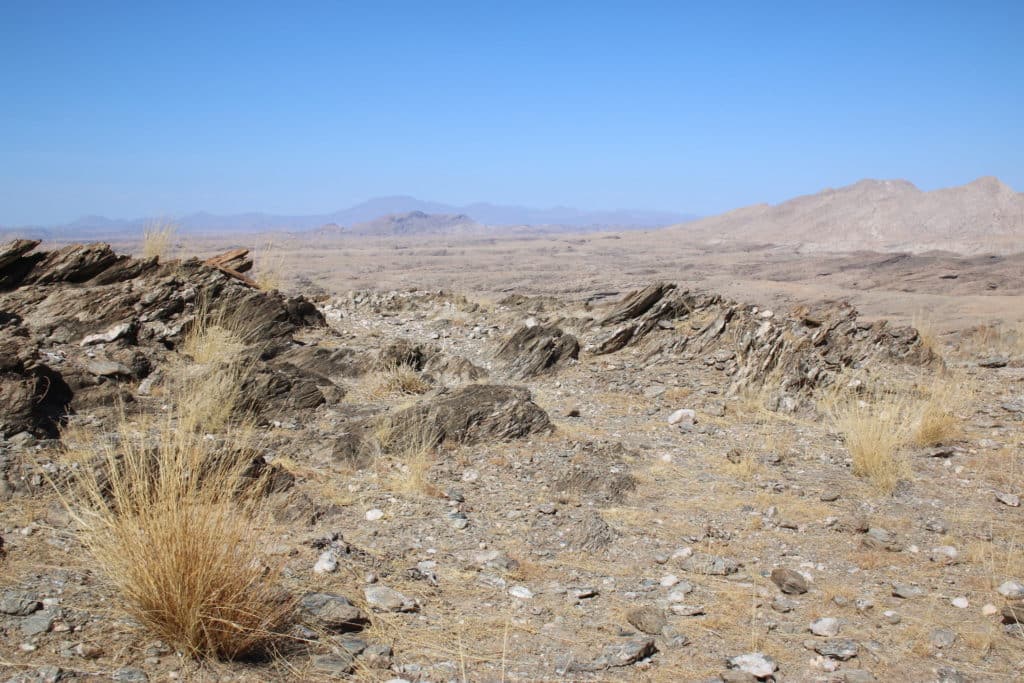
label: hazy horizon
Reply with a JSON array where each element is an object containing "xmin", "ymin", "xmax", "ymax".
[{"xmin": 2, "ymin": 1, "xmax": 1022, "ymax": 225}]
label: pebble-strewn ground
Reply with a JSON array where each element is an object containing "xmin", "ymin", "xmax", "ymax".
[{"xmin": 2, "ymin": 247, "xmax": 1023, "ymax": 682}]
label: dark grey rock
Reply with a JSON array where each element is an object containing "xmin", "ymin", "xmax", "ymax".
[
  {"xmin": 298, "ymin": 592, "xmax": 370, "ymax": 632},
  {"xmin": 814, "ymin": 638, "xmax": 859, "ymax": 660},
  {"xmin": 0, "ymin": 591, "xmax": 42, "ymax": 616}
]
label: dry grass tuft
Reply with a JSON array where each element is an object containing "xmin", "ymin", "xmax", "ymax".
[
  {"xmin": 181, "ymin": 300, "xmax": 253, "ymax": 366},
  {"xmin": 823, "ymin": 379, "xmax": 912, "ymax": 494},
  {"xmin": 254, "ymin": 242, "xmax": 286, "ymax": 292},
  {"xmin": 60, "ymin": 411, "xmax": 292, "ymax": 660},
  {"xmin": 910, "ymin": 372, "xmax": 972, "ymax": 447},
  {"xmin": 142, "ymin": 220, "xmax": 177, "ymax": 261},
  {"xmin": 54, "ymin": 306, "xmax": 291, "ymax": 660},
  {"xmin": 349, "ymin": 363, "xmax": 431, "ymax": 402}
]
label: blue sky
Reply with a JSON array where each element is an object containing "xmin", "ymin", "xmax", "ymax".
[{"xmin": 1, "ymin": 1, "xmax": 1021, "ymax": 225}]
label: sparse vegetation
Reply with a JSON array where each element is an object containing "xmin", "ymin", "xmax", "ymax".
[
  {"xmin": 60, "ymin": 409, "xmax": 291, "ymax": 660},
  {"xmin": 254, "ymin": 241, "xmax": 286, "ymax": 292},
  {"xmin": 910, "ymin": 372, "xmax": 972, "ymax": 447},
  {"xmin": 141, "ymin": 220, "xmax": 177, "ymax": 261},
  {"xmin": 824, "ymin": 381, "xmax": 912, "ymax": 493},
  {"xmin": 348, "ymin": 363, "xmax": 431, "ymax": 402}
]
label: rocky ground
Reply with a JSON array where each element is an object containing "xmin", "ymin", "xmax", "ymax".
[{"xmin": 1, "ymin": 241, "xmax": 1023, "ymax": 682}]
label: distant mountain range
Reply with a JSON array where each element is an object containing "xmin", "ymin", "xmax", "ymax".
[
  {"xmin": 0, "ymin": 196, "xmax": 697, "ymax": 239},
  {"xmin": 667, "ymin": 176, "xmax": 1024, "ymax": 254}
]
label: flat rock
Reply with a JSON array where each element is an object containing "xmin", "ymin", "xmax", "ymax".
[
  {"xmin": 997, "ymin": 580, "xmax": 1024, "ymax": 599},
  {"xmin": 810, "ymin": 617, "xmax": 840, "ymax": 637},
  {"xmin": 625, "ymin": 606, "xmax": 667, "ymax": 635},
  {"xmin": 891, "ymin": 583, "xmax": 925, "ymax": 599},
  {"xmin": 814, "ymin": 638, "xmax": 859, "ymax": 660},
  {"xmin": 726, "ymin": 652, "xmax": 777, "ymax": 678},
  {"xmin": 364, "ymin": 585, "xmax": 418, "ymax": 613}
]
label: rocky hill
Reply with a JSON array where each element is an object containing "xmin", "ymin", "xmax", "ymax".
[
  {"xmin": 348, "ymin": 211, "xmax": 485, "ymax": 236},
  {"xmin": 671, "ymin": 176, "xmax": 1024, "ymax": 254}
]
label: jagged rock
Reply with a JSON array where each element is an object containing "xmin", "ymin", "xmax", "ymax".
[
  {"xmin": 422, "ymin": 353, "xmax": 487, "ymax": 386},
  {"xmin": 298, "ymin": 592, "xmax": 370, "ymax": 632},
  {"xmin": 589, "ymin": 283, "xmax": 937, "ymax": 410},
  {"xmin": 0, "ymin": 239, "xmax": 40, "ymax": 273},
  {"xmin": 381, "ymin": 384, "xmax": 551, "ymax": 451},
  {"xmin": 599, "ymin": 283, "xmax": 676, "ymax": 326},
  {"xmin": 566, "ymin": 511, "xmax": 617, "ymax": 551},
  {"xmin": 494, "ymin": 324, "xmax": 580, "ymax": 379}
]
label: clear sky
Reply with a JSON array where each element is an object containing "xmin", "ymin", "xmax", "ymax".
[{"xmin": 1, "ymin": 1, "xmax": 1022, "ymax": 225}]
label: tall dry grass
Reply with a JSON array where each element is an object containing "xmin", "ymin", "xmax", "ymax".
[
  {"xmin": 821, "ymin": 373, "xmax": 913, "ymax": 494},
  {"xmin": 142, "ymin": 220, "xmax": 177, "ymax": 261},
  {"xmin": 910, "ymin": 372, "xmax": 972, "ymax": 447},
  {"xmin": 58, "ymin": 312, "xmax": 292, "ymax": 660}
]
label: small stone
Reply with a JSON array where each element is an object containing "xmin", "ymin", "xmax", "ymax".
[
  {"xmin": 771, "ymin": 597, "xmax": 796, "ymax": 613},
  {"xmin": 996, "ymin": 492, "xmax": 1020, "ymax": 507},
  {"xmin": 814, "ymin": 638, "xmax": 859, "ymax": 660},
  {"xmin": 669, "ymin": 603, "xmax": 705, "ymax": 616},
  {"xmin": 74, "ymin": 642, "xmax": 104, "ymax": 659},
  {"xmin": 592, "ymin": 637, "xmax": 657, "ymax": 669},
  {"xmin": 508, "ymin": 585, "xmax": 534, "ymax": 600},
  {"xmin": 771, "ymin": 567, "xmax": 809, "ymax": 594},
  {"xmin": 997, "ymin": 581, "xmax": 1024, "ymax": 599},
  {"xmin": 810, "ymin": 617, "xmax": 840, "ymax": 637},
  {"xmin": 660, "ymin": 574, "xmax": 680, "ymax": 588},
  {"xmin": 313, "ymin": 549, "xmax": 339, "ymax": 574},
  {"xmin": 929, "ymin": 546, "xmax": 959, "ymax": 564},
  {"xmin": 86, "ymin": 360, "xmax": 132, "ymax": 377},
  {"xmin": 365, "ymin": 586, "xmax": 418, "ymax": 612},
  {"xmin": 935, "ymin": 666, "xmax": 968, "ymax": 683},
  {"xmin": 625, "ymin": 607, "xmax": 667, "ymax": 635},
  {"xmin": 20, "ymin": 609, "xmax": 55, "ymax": 636},
  {"xmin": 883, "ymin": 610, "xmax": 901, "ymax": 625},
  {"xmin": 1001, "ymin": 603, "xmax": 1024, "ymax": 623},
  {"xmin": 667, "ymin": 583, "xmax": 694, "ymax": 602},
  {"xmin": 0, "ymin": 592, "xmax": 42, "ymax": 616},
  {"xmin": 365, "ymin": 508, "xmax": 384, "ymax": 521},
  {"xmin": 931, "ymin": 628, "xmax": 956, "ymax": 649},
  {"xmin": 891, "ymin": 583, "xmax": 924, "ymax": 599},
  {"xmin": 667, "ymin": 408, "xmax": 696, "ymax": 426},
  {"xmin": 725, "ymin": 652, "xmax": 777, "ymax": 678},
  {"xmin": 951, "ymin": 597, "xmax": 969, "ymax": 609},
  {"xmin": 537, "ymin": 503, "xmax": 557, "ymax": 515},
  {"xmin": 820, "ymin": 492, "xmax": 840, "ymax": 502},
  {"xmin": 311, "ymin": 652, "xmax": 355, "ymax": 676},
  {"xmin": 298, "ymin": 592, "xmax": 370, "ymax": 631},
  {"xmin": 839, "ymin": 670, "xmax": 877, "ymax": 683},
  {"xmin": 982, "ymin": 603, "xmax": 999, "ymax": 616},
  {"xmin": 111, "ymin": 668, "xmax": 149, "ymax": 683}
]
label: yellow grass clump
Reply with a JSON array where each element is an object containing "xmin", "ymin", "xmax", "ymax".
[
  {"xmin": 141, "ymin": 220, "xmax": 177, "ymax": 261},
  {"xmin": 61, "ymin": 406, "xmax": 292, "ymax": 660},
  {"xmin": 56, "ymin": 317, "xmax": 291, "ymax": 659},
  {"xmin": 822, "ymin": 376, "xmax": 913, "ymax": 494},
  {"xmin": 910, "ymin": 372, "xmax": 972, "ymax": 447},
  {"xmin": 349, "ymin": 363, "xmax": 431, "ymax": 402}
]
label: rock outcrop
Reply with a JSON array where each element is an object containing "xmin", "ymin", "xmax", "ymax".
[
  {"xmin": 494, "ymin": 324, "xmax": 580, "ymax": 379},
  {"xmin": 0, "ymin": 241, "xmax": 328, "ymax": 435},
  {"xmin": 590, "ymin": 282, "xmax": 936, "ymax": 409}
]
